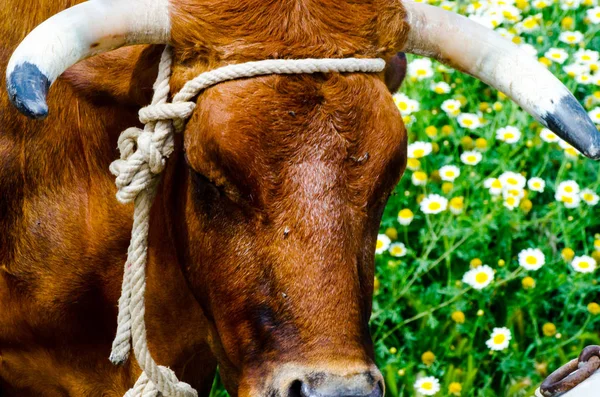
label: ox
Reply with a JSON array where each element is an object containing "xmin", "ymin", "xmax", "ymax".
[{"xmin": 1, "ymin": 0, "xmax": 599, "ymax": 396}]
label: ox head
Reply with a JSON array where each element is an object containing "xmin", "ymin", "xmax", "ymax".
[{"xmin": 6, "ymin": 1, "xmax": 600, "ymax": 396}]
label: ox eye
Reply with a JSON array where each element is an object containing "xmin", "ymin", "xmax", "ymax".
[{"xmin": 189, "ymin": 168, "xmax": 223, "ymax": 200}]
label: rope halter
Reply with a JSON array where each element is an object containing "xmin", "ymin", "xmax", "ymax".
[{"xmin": 108, "ymin": 45, "xmax": 386, "ymax": 397}]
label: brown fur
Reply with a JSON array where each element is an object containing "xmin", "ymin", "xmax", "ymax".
[{"xmin": 0, "ymin": 1, "xmax": 408, "ymax": 395}]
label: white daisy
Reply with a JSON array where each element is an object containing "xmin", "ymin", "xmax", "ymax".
[
  {"xmin": 580, "ymin": 189, "xmax": 600, "ymax": 206},
  {"xmin": 411, "ymin": 171, "xmax": 428, "ymax": 186},
  {"xmin": 431, "ymin": 81, "xmax": 451, "ymax": 94},
  {"xmin": 540, "ymin": 128, "xmax": 560, "ymax": 143},
  {"xmin": 393, "ymin": 93, "xmax": 420, "ymax": 115},
  {"xmin": 560, "ymin": 0, "xmax": 581, "ymax": 10},
  {"xmin": 503, "ymin": 195, "xmax": 521, "ymax": 211},
  {"xmin": 389, "ymin": 242, "xmax": 408, "ymax": 257},
  {"xmin": 574, "ymin": 49, "xmax": 599, "ymax": 65},
  {"xmin": 420, "ymin": 194, "xmax": 449, "ymax": 214},
  {"xmin": 486, "ymin": 327, "xmax": 512, "ymax": 351},
  {"xmin": 561, "ymin": 143, "xmax": 581, "ymax": 159},
  {"xmin": 576, "ymin": 74, "xmax": 593, "ymax": 85},
  {"xmin": 496, "ymin": 126, "xmax": 521, "ymax": 144},
  {"xmin": 503, "ymin": 188, "xmax": 525, "ymax": 200},
  {"xmin": 587, "ymin": 6, "xmax": 600, "ymax": 24},
  {"xmin": 545, "ymin": 48, "xmax": 569, "ymax": 64},
  {"xmin": 518, "ymin": 248, "xmax": 546, "ymax": 271},
  {"xmin": 462, "ymin": 265, "xmax": 495, "ymax": 290},
  {"xmin": 518, "ymin": 16, "xmax": 540, "ymax": 32},
  {"xmin": 563, "ymin": 63, "xmax": 589, "ymax": 78},
  {"xmin": 484, "ymin": 178, "xmax": 504, "ymax": 196},
  {"xmin": 441, "ymin": 99, "xmax": 462, "ymax": 117},
  {"xmin": 439, "ymin": 165, "xmax": 461, "ymax": 182},
  {"xmin": 375, "ymin": 234, "xmax": 391, "ymax": 255},
  {"xmin": 414, "ymin": 376, "xmax": 441, "ymax": 396},
  {"xmin": 588, "ymin": 107, "xmax": 600, "ymax": 124},
  {"xmin": 527, "ymin": 177, "xmax": 546, "ymax": 192},
  {"xmin": 556, "ymin": 180, "xmax": 580, "ymax": 196},
  {"xmin": 408, "ymin": 141, "xmax": 433, "ymax": 159},
  {"xmin": 457, "ymin": 113, "xmax": 482, "ymax": 130},
  {"xmin": 532, "ymin": 0, "xmax": 552, "ymax": 8},
  {"xmin": 408, "ymin": 58, "xmax": 434, "ymax": 80},
  {"xmin": 571, "ymin": 256, "xmax": 597, "ymax": 273},
  {"xmin": 559, "ymin": 31, "xmax": 584, "ymax": 45},
  {"xmin": 555, "ymin": 192, "xmax": 581, "ymax": 208},
  {"xmin": 460, "ymin": 150, "xmax": 483, "ymax": 165},
  {"xmin": 398, "ymin": 209, "xmax": 414, "ymax": 226},
  {"xmin": 499, "ymin": 171, "xmax": 527, "ymax": 190}
]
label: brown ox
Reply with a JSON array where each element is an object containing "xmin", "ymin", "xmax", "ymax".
[{"xmin": 1, "ymin": 1, "xmax": 599, "ymax": 396}]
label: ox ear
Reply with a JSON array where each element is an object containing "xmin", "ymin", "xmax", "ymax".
[
  {"xmin": 400, "ymin": 1, "xmax": 600, "ymax": 160},
  {"xmin": 6, "ymin": 0, "xmax": 171, "ymax": 120}
]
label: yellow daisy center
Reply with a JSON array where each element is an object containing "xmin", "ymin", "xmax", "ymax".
[
  {"xmin": 579, "ymin": 261, "xmax": 590, "ymax": 269},
  {"xmin": 493, "ymin": 334, "xmax": 506, "ymax": 344},
  {"xmin": 463, "ymin": 119, "xmax": 474, "ymax": 126},
  {"xmin": 422, "ymin": 382, "xmax": 433, "ymax": 391},
  {"xmin": 417, "ymin": 69, "xmax": 427, "ymax": 76},
  {"xmin": 398, "ymin": 102, "xmax": 408, "ymax": 111},
  {"xmin": 467, "ymin": 155, "xmax": 477, "ymax": 162},
  {"xmin": 563, "ymin": 196, "xmax": 573, "ymax": 203},
  {"xmin": 492, "ymin": 180, "xmax": 502, "ymax": 189},
  {"xmin": 526, "ymin": 256, "xmax": 537, "ymax": 265},
  {"xmin": 413, "ymin": 149, "xmax": 425, "ymax": 158},
  {"xmin": 391, "ymin": 247, "xmax": 404, "ymax": 255},
  {"xmin": 506, "ymin": 197, "xmax": 516, "ymax": 205},
  {"xmin": 475, "ymin": 272, "xmax": 489, "ymax": 283},
  {"xmin": 429, "ymin": 202, "xmax": 441, "ymax": 211},
  {"xmin": 504, "ymin": 132, "xmax": 515, "ymax": 140},
  {"xmin": 399, "ymin": 209, "xmax": 412, "ymax": 218},
  {"xmin": 565, "ymin": 186, "xmax": 573, "ymax": 193},
  {"xmin": 552, "ymin": 53, "xmax": 561, "ymax": 59},
  {"xmin": 507, "ymin": 177, "xmax": 518, "ymax": 185},
  {"xmin": 584, "ymin": 193, "xmax": 594, "ymax": 201},
  {"xmin": 376, "ymin": 240, "xmax": 384, "ymax": 249}
]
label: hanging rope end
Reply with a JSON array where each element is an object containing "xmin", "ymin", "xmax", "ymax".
[{"xmin": 109, "ymin": 349, "xmax": 131, "ymax": 366}]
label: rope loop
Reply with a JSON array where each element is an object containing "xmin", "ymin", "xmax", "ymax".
[{"xmin": 110, "ymin": 45, "xmax": 386, "ymax": 397}]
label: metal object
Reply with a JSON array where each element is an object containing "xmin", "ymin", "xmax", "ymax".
[{"xmin": 535, "ymin": 346, "xmax": 600, "ymax": 397}]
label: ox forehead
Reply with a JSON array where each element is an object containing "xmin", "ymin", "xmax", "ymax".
[{"xmin": 2, "ymin": 0, "xmax": 600, "ymax": 396}]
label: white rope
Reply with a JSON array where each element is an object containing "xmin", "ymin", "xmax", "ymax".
[{"xmin": 109, "ymin": 45, "xmax": 385, "ymax": 397}]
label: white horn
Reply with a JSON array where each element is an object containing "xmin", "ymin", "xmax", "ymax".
[
  {"xmin": 6, "ymin": 0, "xmax": 171, "ymax": 119},
  {"xmin": 401, "ymin": 0, "xmax": 600, "ymax": 160}
]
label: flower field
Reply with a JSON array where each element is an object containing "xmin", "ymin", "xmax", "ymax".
[{"xmin": 373, "ymin": 0, "xmax": 600, "ymax": 395}]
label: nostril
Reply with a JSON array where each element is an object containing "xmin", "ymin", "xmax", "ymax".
[
  {"xmin": 369, "ymin": 381, "xmax": 384, "ymax": 397},
  {"xmin": 288, "ymin": 380, "xmax": 304, "ymax": 397}
]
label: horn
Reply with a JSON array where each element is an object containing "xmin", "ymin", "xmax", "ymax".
[
  {"xmin": 401, "ymin": 1, "xmax": 600, "ymax": 160},
  {"xmin": 6, "ymin": 0, "xmax": 171, "ymax": 120}
]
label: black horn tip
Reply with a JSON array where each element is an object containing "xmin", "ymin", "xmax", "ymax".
[
  {"xmin": 7, "ymin": 62, "xmax": 50, "ymax": 120},
  {"xmin": 542, "ymin": 95, "xmax": 600, "ymax": 160}
]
